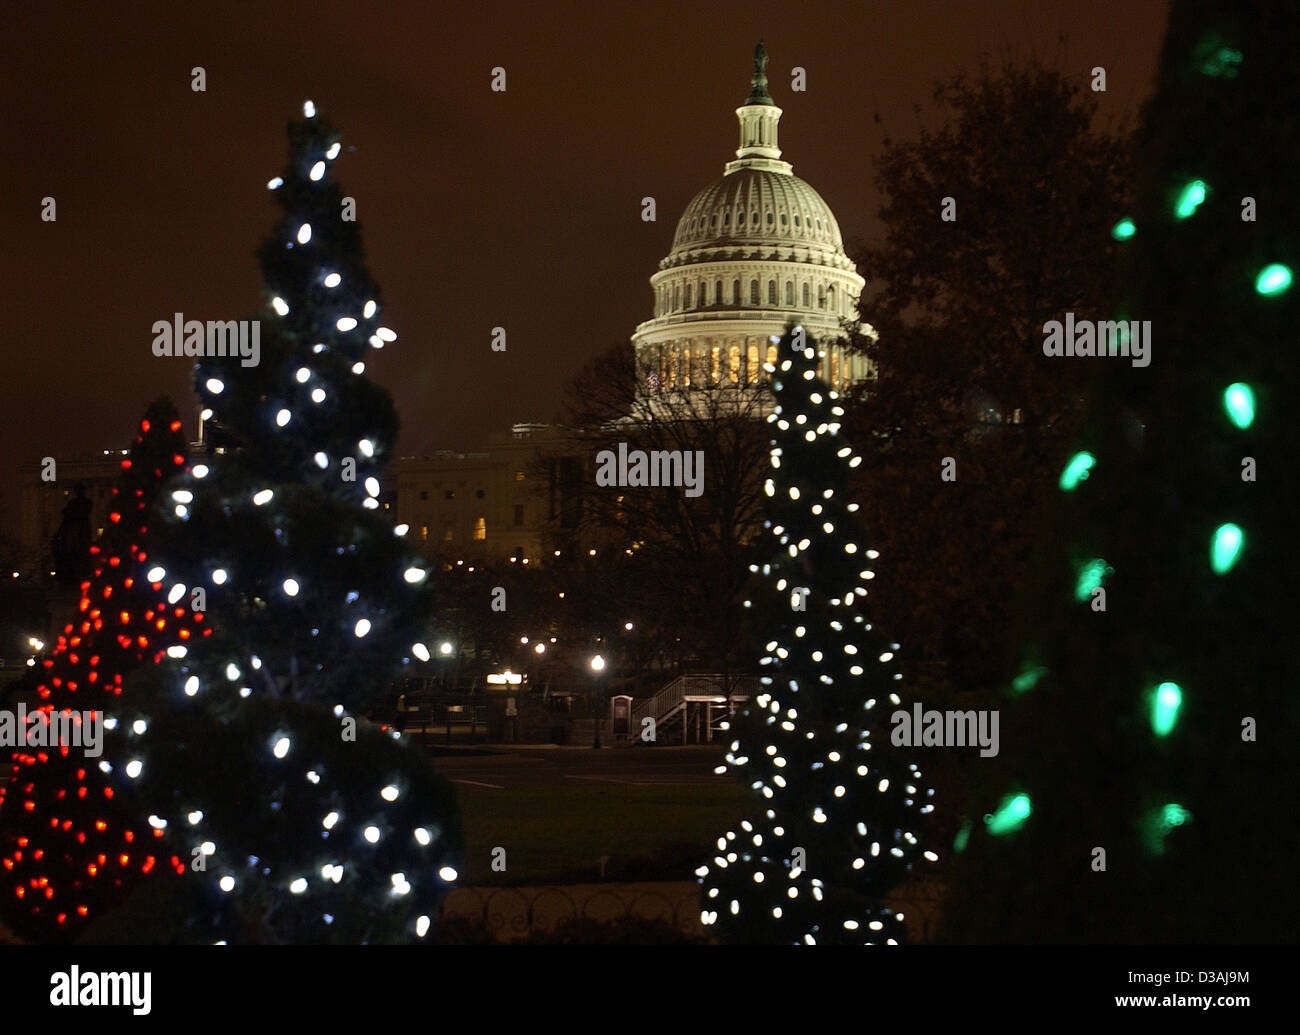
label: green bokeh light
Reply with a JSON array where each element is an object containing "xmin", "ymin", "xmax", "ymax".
[
  {"xmin": 1011, "ymin": 665, "xmax": 1048, "ymax": 694},
  {"xmin": 1111, "ymin": 218, "xmax": 1136, "ymax": 240},
  {"xmin": 1142, "ymin": 802, "xmax": 1191, "ymax": 855},
  {"xmin": 1200, "ymin": 46, "xmax": 1242, "ymax": 77},
  {"xmin": 1059, "ymin": 451, "xmax": 1096, "ymax": 491},
  {"xmin": 985, "ymin": 793, "xmax": 1032, "ymax": 836},
  {"xmin": 1211, "ymin": 523, "xmax": 1244, "ymax": 574},
  {"xmin": 1255, "ymin": 263, "xmax": 1293, "ymax": 296},
  {"xmin": 1074, "ymin": 558, "xmax": 1111, "ymax": 602},
  {"xmin": 1223, "ymin": 383, "xmax": 1255, "ymax": 429},
  {"xmin": 1174, "ymin": 180, "xmax": 1208, "ymax": 219},
  {"xmin": 1151, "ymin": 681, "xmax": 1183, "ymax": 737}
]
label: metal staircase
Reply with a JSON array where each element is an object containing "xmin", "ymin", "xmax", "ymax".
[{"xmin": 629, "ymin": 673, "xmax": 759, "ymax": 745}]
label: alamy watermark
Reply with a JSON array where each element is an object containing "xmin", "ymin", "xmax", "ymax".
[
  {"xmin": 1042, "ymin": 312, "xmax": 1151, "ymax": 368},
  {"xmin": 50, "ymin": 967, "xmax": 151, "ymax": 1015},
  {"xmin": 0, "ymin": 704, "xmax": 102, "ymax": 758},
  {"xmin": 152, "ymin": 313, "xmax": 261, "ymax": 367},
  {"xmin": 595, "ymin": 443, "xmax": 704, "ymax": 498},
  {"xmin": 891, "ymin": 703, "xmax": 999, "ymax": 758}
]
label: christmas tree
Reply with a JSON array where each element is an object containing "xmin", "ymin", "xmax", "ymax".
[
  {"xmin": 109, "ymin": 102, "xmax": 461, "ymax": 943},
  {"xmin": 697, "ymin": 328, "xmax": 936, "ymax": 944},
  {"xmin": 945, "ymin": 0, "xmax": 1298, "ymax": 943},
  {"xmin": 0, "ymin": 399, "xmax": 202, "ymax": 942}
]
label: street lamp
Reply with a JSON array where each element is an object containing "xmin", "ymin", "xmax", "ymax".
[
  {"xmin": 589, "ymin": 654, "xmax": 606, "ymax": 748},
  {"xmin": 436, "ymin": 641, "xmax": 456, "ymax": 744}
]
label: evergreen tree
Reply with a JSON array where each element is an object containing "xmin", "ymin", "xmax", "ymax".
[
  {"xmin": 0, "ymin": 400, "xmax": 201, "ymax": 942},
  {"xmin": 116, "ymin": 102, "xmax": 461, "ymax": 943},
  {"xmin": 945, "ymin": 0, "xmax": 1299, "ymax": 943},
  {"xmin": 698, "ymin": 328, "xmax": 936, "ymax": 944}
]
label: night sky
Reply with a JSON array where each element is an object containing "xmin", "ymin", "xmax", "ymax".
[{"xmin": 2, "ymin": 0, "xmax": 1168, "ymax": 523}]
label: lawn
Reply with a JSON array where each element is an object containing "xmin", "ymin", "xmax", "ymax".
[{"xmin": 454, "ymin": 783, "xmax": 750, "ymax": 885}]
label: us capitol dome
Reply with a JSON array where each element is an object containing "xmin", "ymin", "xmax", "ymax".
[{"xmin": 631, "ymin": 40, "xmax": 872, "ymax": 406}]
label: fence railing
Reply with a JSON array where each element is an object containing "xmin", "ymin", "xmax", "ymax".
[{"xmin": 438, "ymin": 875, "xmax": 947, "ymax": 943}]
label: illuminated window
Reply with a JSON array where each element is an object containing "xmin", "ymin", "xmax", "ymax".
[
  {"xmin": 420, "ymin": 524, "xmax": 429, "ymax": 541},
  {"xmin": 747, "ymin": 343, "xmax": 760, "ymax": 384},
  {"xmin": 442, "ymin": 524, "xmax": 452, "ymax": 542},
  {"xmin": 473, "ymin": 517, "xmax": 486, "ymax": 541},
  {"xmin": 728, "ymin": 344, "xmax": 741, "ymax": 382},
  {"xmin": 515, "ymin": 470, "xmax": 525, "ymax": 481},
  {"xmin": 711, "ymin": 344, "xmax": 721, "ymax": 384},
  {"xmin": 766, "ymin": 343, "xmax": 777, "ymax": 372},
  {"xmin": 830, "ymin": 350, "xmax": 840, "ymax": 387}
]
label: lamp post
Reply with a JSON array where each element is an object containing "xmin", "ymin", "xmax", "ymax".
[
  {"xmin": 438, "ymin": 641, "xmax": 455, "ymax": 744},
  {"xmin": 589, "ymin": 654, "xmax": 605, "ymax": 749}
]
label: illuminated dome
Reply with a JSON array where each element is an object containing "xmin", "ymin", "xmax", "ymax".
[
  {"xmin": 632, "ymin": 41, "xmax": 870, "ymax": 405},
  {"xmin": 669, "ymin": 168, "xmax": 849, "ymax": 257}
]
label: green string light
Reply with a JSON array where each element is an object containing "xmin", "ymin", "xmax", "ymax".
[
  {"xmin": 1011, "ymin": 665, "xmax": 1048, "ymax": 694},
  {"xmin": 1223, "ymin": 383, "xmax": 1255, "ymax": 429},
  {"xmin": 953, "ymin": 820, "xmax": 972, "ymax": 854},
  {"xmin": 985, "ymin": 793, "xmax": 1031, "ymax": 835},
  {"xmin": 1174, "ymin": 180, "xmax": 1208, "ymax": 220},
  {"xmin": 1143, "ymin": 803, "xmax": 1191, "ymax": 854},
  {"xmin": 1151, "ymin": 682, "xmax": 1183, "ymax": 737},
  {"xmin": 1199, "ymin": 45, "xmax": 1242, "ymax": 78},
  {"xmin": 1074, "ymin": 558, "xmax": 1111, "ymax": 602},
  {"xmin": 1255, "ymin": 263, "xmax": 1293, "ymax": 296},
  {"xmin": 1211, "ymin": 523, "xmax": 1244, "ymax": 574},
  {"xmin": 1059, "ymin": 451, "xmax": 1096, "ymax": 491},
  {"xmin": 1111, "ymin": 218, "xmax": 1136, "ymax": 241}
]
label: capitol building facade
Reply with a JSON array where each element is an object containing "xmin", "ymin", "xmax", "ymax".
[
  {"xmin": 632, "ymin": 41, "xmax": 871, "ymax": 403},
  {"xmin": 389, "ymin": 43, "xmax": 871, "ymax": 567}
]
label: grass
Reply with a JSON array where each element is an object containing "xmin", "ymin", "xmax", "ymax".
[{"xmin": 455, "ymin": 783, "xmax": 750, "ymax": 885}]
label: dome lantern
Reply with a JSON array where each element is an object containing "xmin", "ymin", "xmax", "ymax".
[{"xmin": 729, "ymin": 39, "xmax": 790, "ymax": 175}]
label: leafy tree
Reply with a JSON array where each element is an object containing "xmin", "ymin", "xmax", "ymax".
[
  {"xmin": 557, "ymin": 342, "xmax": 770, "ymax": 677},
  {"xmin": 845, "ymin": 57, "xmax": 1134, "ymax": 696}
]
